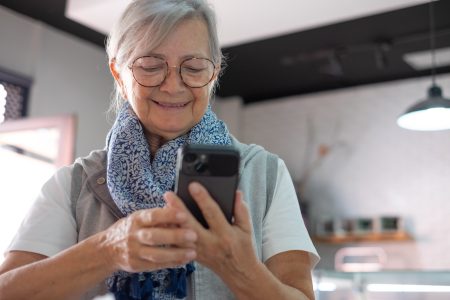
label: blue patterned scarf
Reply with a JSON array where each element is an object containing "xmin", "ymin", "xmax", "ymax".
[{"xmin": 105, "ymin": 101, "xmax": 231, "ymax": 299}]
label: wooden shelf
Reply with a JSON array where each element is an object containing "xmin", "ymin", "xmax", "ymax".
[{"xmin": 313, "ymin": 231, "xmax": 413, "ymax": 244}]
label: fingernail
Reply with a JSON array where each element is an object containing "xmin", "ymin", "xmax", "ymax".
[
  {"xmin": 185, "ymin": 231, "xmax": 197, "ymax": 241},
  {"xmin": 189, "ymin": 182, "xmax": 201, "ymax": 194},
  {"xmin": 186, "ymin": 250, "xmax": 196, "ymax": 259}
]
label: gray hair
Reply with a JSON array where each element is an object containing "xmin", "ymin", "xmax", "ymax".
[{"xmin": 106, "ymin": 0, "xmax": 224, "ymax": 116}]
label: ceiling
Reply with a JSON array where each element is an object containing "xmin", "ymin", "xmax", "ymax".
[
  {"xmin": 64, "ymin": 0, "xmax": 430, "ymax": 47},
  {"xmin": 1, "ymin": 0, "xmax": 450, "ymax": 104}
]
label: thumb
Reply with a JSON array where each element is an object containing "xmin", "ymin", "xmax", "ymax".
[{"xmin": 233, "ymin": 191, "xmax": 252, "ymax": 233}]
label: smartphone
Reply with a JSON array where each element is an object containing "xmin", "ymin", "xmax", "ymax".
[{"xmin": 175, "ymin": 144, "xmax": 240, "ymax": 228}]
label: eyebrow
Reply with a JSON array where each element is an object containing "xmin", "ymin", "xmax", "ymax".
[{"xmin": 142, "ymin": 52, "xmax": 210, "ymax": 61}]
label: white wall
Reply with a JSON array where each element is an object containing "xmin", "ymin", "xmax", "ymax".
[
  {"xmin": 0, "ymin": 6, "xmax": 113, "ymax": 158},
  {"xmin": 216, "ymin": 74, "xmax": 450, "ymax": 270},
  {"xmin": 212, "ymin": 96, "xmax": 243, "ymax": 140}
]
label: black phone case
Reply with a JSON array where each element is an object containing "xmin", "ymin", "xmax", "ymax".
[{"xmin": 175, "ymin": 144, "xmax": 240, "ymax": 228}]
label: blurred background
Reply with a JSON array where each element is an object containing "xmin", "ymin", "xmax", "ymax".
[{"xmin": 1, "ymin": 1, "xmax": 450, "ymax": 299}]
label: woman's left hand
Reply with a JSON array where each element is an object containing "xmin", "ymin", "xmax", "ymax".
[
  {"xmin": 164, "ymin": 183, "xmax": 314, "ymax": 300},
  {"xmin": 164, "ymin": 182, "xmax": 260, "ymax": 283}
]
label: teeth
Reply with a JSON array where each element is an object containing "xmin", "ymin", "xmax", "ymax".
[{"xmin": 154, "ymin": 100, "xmax": 187, "ymax": 108}]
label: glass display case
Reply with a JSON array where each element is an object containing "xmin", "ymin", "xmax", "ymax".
[{"xmin": 313, "ymin": 270, "xmax": 450, "ymax": 300}]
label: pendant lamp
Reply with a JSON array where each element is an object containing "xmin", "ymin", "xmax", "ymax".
[{"xmin": 397, "ymin": 0, "xmax": 450, "ymax": 131}]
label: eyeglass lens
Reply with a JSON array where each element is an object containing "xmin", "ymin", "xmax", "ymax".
[{"xmin": 131, "ymin": 56, "xmax": 215, "ymax": 88}]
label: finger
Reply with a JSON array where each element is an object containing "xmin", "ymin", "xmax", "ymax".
[
  {"xmin": 134, "ymin": 206, "xmax": 187, "ymax": 228},
  {"xmin": 164, "ymin": 191, "xmax": 189, "ymax": 212},
  {"xmin": 139, "ymin": 246, "xmax": 197, "ymax": 268},
  {"xmin": 232, "ymin": 191, "xmax": 252, "ymax": 233},
  {"xmin": 136, "ymin": 227, "xmax": 197, "ymax": 247},
  {"xmin": 188, "ymin": 182, "xmax": 228, "ymax": 231},
  {"xmin": 165, "ymin": 191, "xmax": 206, "ymax": 231}
]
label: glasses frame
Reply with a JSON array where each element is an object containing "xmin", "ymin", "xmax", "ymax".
[{"xmin": 129, "ymin": 56, "xmax": 217, "ymax": 88}]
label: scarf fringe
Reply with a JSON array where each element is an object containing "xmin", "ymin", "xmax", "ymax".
[
  {"xmin": 110, "ymin": 264, "xmax": 195, "ymax": 300},
  {"xmin": 165, "ymin": 263, "xmax": 196, "ymax": 298}
]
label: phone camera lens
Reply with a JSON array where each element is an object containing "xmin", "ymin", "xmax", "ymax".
[
  {"xmin": 194, "ymin": 162, "xmax": 208, "ymax": 173},
  {"xmin": 184, "ymin": 153, "xmax": 197, "ymax": 163}
]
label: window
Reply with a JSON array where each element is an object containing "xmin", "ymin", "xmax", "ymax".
[
  {"xmin": 0, "ymin": 84, "xmax": 6, "ymax": 123},
  {"xmin": 0, "ymin": 115, "xmax": 76, "ymax": 261},
  {"xmin": 0, "ymin": 67, "xmax": 31, "ymax": 124}
]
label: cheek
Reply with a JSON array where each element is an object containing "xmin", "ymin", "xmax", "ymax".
[
  {"xmin": 126, "ymin": 80, "xmax": 152, "ymax": 106},
  {"xmin": 120, "ymin": 74, "xmax": 134, "ymax": 100},
  {"xmin": 193, "ymin": 89, "xmax": 210, "ymax": 114},
  {"xmin": 120, "ymin": 70, "xmax": 147, "ymax": 100}
]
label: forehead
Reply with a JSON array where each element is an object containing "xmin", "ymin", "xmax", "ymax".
[{"xmin": 136, "ymin": 18, "xmax": 211, "ymax": 60}]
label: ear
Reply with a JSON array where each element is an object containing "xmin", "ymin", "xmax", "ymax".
[
  {"xmin": 212, "ymin": 65, "xmax": 221, "ymax": 81},
  {"xmin": 208, "ymin": 66, "xmax": 221, "ymax": 94},
  {"xmin": 109, "ymin": 59, "xmax": 128, "ymax": 100}
]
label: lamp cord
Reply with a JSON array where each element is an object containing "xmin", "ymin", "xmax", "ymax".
[{"xmin": 429, "ymin": 0, "xmax": 436, "ymax": 86}]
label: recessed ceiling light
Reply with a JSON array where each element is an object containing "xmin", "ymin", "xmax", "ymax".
[{"xmin": 403, "ymin": 47, "xmax": 450, "ymax": 70}]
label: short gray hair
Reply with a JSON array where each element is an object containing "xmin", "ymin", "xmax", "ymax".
[{"xmin": 106, "ymin": 0, "xmax": 224, "ymax": 116}]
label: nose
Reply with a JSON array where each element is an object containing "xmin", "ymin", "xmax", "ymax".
[{"xmin": 159, "ymin": 65, "xmax": 185, "ymax": 93}]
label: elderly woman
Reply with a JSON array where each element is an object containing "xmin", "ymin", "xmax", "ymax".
[{"xmin": 0, "ymin": 0, "xmax": 319, "ymax": 299}]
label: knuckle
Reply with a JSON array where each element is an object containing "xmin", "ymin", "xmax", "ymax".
[
  {"xmin": 178, "ymin": 228, "xmax": 192, "ymax": 240},
  {"xmin": 146, "ymin": 230, "xmax": 158, "ymax": 245},
  {"xmin": 137, "ymin": 229, "xmax": 149, "ymax": 242},
  {"xmin": 139, "ymin": 229, "xmax": 162, "ymax": 246},
  {"xmin": 124, "ymin": 234, "xmax": 134, "ymax": 246},
  {"xmin": 142, "ymin": 209, "xmax": 154, "ymax": 224},
  {"xmin": 134, "ymin": 209, "xmax": 156, "ymax": 226},
  {"xmin": 128, "ymin": 213, "xmax": 141, "ymax": 228}
]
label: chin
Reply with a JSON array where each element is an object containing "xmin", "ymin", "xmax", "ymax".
[{"xmin": 157, "ymin": 125, "xmax": 191, "ymax": 140}]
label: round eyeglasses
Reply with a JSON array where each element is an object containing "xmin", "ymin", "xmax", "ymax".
[{"xmin": 129, "ymin": 56, "xmax": 217, "ymax": 88}]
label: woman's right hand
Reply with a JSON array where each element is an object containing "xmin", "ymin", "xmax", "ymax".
[
  {"xmin": 102, "ymin": 206, "xmax": 198, "ymax": 273},
  {"xmin": 0, "ymin": 206, "xmax": 197, "ymax": 300}
]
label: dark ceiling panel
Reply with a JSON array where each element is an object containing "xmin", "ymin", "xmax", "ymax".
[
  {"xmin": 0, "ymin": 0, "xmax": 105, "ymax": 47},
  {"xmin": 1, "ymin": 0, "xmax": 449, "ymax": 104},
  {"xmin": 219, "ymin": 0, "xmax": 450, "ymax": 103}
]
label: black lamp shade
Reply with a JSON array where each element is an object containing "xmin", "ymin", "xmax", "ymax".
[{"xmin": 397, "ymin": 85, "xmax": 450, "ymax": 131}]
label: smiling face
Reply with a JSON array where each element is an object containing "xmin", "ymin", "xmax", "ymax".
[{"xmin": 111, "ymin": 18, "xmax": 217, "ymax": 141}]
